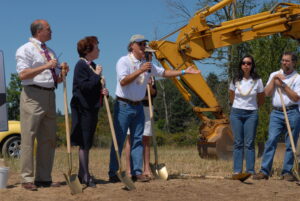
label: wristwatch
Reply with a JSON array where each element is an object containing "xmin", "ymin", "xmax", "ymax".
[{"xmin": 281, "ymin": 82, "xmax": 287, "ymax": 89}]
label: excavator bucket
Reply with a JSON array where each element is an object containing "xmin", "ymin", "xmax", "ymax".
[{"xmin": 198, "ymin": 125, "xmax": 233, "ymax": 160}]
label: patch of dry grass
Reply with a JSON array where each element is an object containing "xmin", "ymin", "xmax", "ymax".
[{"xmin": 3, "ymin": 145, "xmax": 287, "ymax": 180}]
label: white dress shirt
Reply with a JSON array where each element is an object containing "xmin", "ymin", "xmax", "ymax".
[
  {"xmin": 16, "ymin": 37, "xmax": 60, "ymax": 88},
  {"xmin": 115, "ymin": 53, "xmax": 164, "ymax": 101},
  {"xmin": 266, "ymin": 69, "xmax": 300, "ymax": 107},
  {"xmin": 230, "ymin": 78, "xmax": 264, "ymax": 110}
]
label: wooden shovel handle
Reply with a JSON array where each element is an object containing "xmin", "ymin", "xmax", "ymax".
[
  {"xmin": 62, "ymin": 72, "xmax": 71, "ymax": 154},
  {"xmin": 102, "ymin": 78, "xmax": 122, "ymax": 168},
  {"xmin": 147, "ymin": 84, "xmax": 158, "ymax": 165},
  {"xmin": 277, "ymin": 88, "xmax": 297, "ymax": 153}
]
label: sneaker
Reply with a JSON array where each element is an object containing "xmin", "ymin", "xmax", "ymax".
[
  {"xmin": 282, "ymin": 173, "xmax": 296, "ymax": 182},
  {"xmin": 109, "ymin": 175, "xmax": 121, "ymax": 183},
  {"xmin": 252, "ymin": 172, "xmax": 269, "ymax": 180}
]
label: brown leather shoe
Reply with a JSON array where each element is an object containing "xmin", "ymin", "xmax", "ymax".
[
  {"xmin": 253, "ymin": 172, "xmax": 269, "ymax": 180},
  {"xmin": 282, "ymin": 173, "xmax": 296, "ymax": 182},
  {"xmin": 132, "ymin": 174, "xmax": 150, "ymax": 182},
  {"xmin": 232, "ymin": 173, "xmax": 252, "ymax": 182},
  {"xmin": 34, "ymin": 181, "xmax": 61, "ymax": 188},
  {"xmin": 22, "ymin": 182, "xmax": 38, "ymax": 191}
]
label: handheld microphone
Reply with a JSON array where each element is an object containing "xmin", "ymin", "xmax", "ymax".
[{"xmin": 145, "ymin": 52, "xmax": 151, "ymax": 73}]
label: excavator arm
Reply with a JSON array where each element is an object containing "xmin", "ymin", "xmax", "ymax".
[{"xmin": 149, "ymin": 0, "xmax": 300, "ymax": 159}]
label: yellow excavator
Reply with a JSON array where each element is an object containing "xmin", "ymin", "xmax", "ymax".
[{"xmin": 149, "ymin": 0, "xmax": 300, "ymax": 159}]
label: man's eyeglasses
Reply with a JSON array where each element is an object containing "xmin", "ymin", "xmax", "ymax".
[
  {"xmin": 242, "ymin": 61, "xmax": 252, "ymax": 65},
  {"xmin": 137, "ymin": 42, "xmax": 147, "ymax": 47}
]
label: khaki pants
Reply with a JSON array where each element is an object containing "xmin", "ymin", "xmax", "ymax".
[{"xmin": 20, "ymin": 86, "xmax": 56, "ymax": 183}]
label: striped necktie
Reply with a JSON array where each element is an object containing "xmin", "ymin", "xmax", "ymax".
[{"xmin": 41, "ymin": 43, "xmax": 57, "ymax": 88}]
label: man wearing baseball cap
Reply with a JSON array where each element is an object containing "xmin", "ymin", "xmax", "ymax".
[{"xmin": 108, "ymin": 34, "xmax": 200, "ymax": 183}]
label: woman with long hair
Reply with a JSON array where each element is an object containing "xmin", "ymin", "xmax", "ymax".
[{"xmin": 229, "ymin": 55, "xmax": 265, "ymax": 175}]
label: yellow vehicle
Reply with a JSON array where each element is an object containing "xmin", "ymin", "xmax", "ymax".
[
  {"xmin": 0, "ymin": 120, "xmax": 21, "ymax": 158},
  {"xmin": 149, "ymin": 0, "xmax": 300, "ymax": 159}
]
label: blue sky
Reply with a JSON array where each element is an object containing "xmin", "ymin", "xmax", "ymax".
[{"xmin": 0, "ymin": 0, "xmax": 221, "ymax": 113}]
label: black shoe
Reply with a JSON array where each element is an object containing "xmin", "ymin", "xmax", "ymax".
[
  {"xmin": 34, "ymin": 181, "xmax": 61, "ymax": 188},
  {"xmin": 78, "ymin": 175, "xmax": 83, "ymax": 183},
  {"xmin": 109, "ymin": 175, "xmax": 121, "ymax": 183},
  {"xmin": 84, "ymin": 178, "xmax": 96, "ymax": 188},
  {"xmin": 78, "ymin": 175, "xmax": 97, "ymax": 187}
]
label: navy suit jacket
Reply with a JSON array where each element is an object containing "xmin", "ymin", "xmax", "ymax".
[{"xmin": 71, "ymin": 59, "xmax": 102, "ymax": 109}]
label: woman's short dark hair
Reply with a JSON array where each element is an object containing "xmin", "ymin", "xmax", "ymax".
[
  {"xmin": 233, "ymin": 55, "xmax": 260, "ymax": 84},
  {"xmin": 77, "ymin": 36, "xmax": 99, "ymax": 57}
]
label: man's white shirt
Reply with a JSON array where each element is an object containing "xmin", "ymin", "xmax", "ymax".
[
  {"xmin": 115, "ymin": 53, "xmax": 164, "ymax": 101},
  {"xmin": 266, "ymin": 69, "xmax": 300, "ymax": 107},
  {"xmin": 16, "ymin": 37, "xmax": 59, "ymax": 88}
]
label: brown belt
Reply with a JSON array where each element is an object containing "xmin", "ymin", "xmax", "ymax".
[
  {"xmin": 116, "ymin": 96, "xmax": 141, "ymax": 106},
  {"xmin": 27, "ymin": 85, "xmax": 55, "ymax": 91}
]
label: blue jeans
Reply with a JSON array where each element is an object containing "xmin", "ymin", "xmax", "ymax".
[
  {"xmin": 108, "ymin": 100, "xmax": 145, "ymax": 177},
  {"xmin": 230, "ymin": 108, "xmax": 258, "ymax": 174},
  {"xmin": 260, "ymin": 108, "xmax": 300, "ymax": 176}
]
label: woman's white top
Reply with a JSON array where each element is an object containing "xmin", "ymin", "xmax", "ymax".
[{"xmin": 229, "ymin": 78, "xmax": 264, "ymax": 110}]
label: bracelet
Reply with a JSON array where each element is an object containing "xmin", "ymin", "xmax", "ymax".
[{"xmin": 181, "ymin": 70, "xmax": 185, "ymax": 75}]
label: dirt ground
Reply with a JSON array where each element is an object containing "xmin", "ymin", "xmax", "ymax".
[
  {"xmin": 1, "ymin": 171, "xmax": 300, "ymax": 201},
  {"xmin": 1, "ymin": 146, "xmax": 300, "ymax": 201}
]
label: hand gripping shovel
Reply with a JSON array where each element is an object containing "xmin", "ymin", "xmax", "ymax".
[
  {"xmin": 102, "ymin": 78, "xmax": 136, "ymax": 190},
  {"xmin": 147, "ymin": 84, "xmax": 168, "ymax": 180},
  {"xmin": 277, "ymin": 88, "xmax": 300, "ymax": 181},
  {"xmin": 61, "ymin": 66, "xmax": 83, "ymax": 194}
]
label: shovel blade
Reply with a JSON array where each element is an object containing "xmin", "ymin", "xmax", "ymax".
[
  {"xmin": 63, "ymin": 173, "xmax": 83, "ymax": 195},
  {"xmin": 292, "ymin": 161, "xmax": 300, "ymax": 181},
  {"xmin": 150, "ymin": 163, "xmax": 168, "ymax": 180},
  {"xmin": 117, "ymin": 171, "xmax": 136, "ymax": 190},
  {"xmin": 157, "ymin": 163, "xmax": 168, "ymax": 180}
]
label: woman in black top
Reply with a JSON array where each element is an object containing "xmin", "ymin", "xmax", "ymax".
[{"xmin": 70, "ymin": 36, "xmax": 108, "ymax": 187}]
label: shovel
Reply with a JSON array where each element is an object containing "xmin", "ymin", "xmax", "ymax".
[
  {"xmin": 102, "ymin": 78, "xmax": 136, "ymax": 190},
  {"xmin": 147, "ymin": 84, "xmax": 168, "ymax": 180},
  {"xmin": 61, "ymin": 65, "xmax": 83, "ymax": 194},
  {"xmin": 277, "ymin": 88, "xmax": 300, "ymax": 181},
  {"xmin": 178, "ymin": 173, "xmax": 251, "ymax": 182}
]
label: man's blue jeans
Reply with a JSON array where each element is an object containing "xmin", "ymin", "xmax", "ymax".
[
  {"xmin": 108, "ymin": 100, "xmax": 145, "ymax": 177},
  {"xmin": 260, "ymin": 108, "xmax": 300, "ymax": 176},
  {"xmin": 230, "ymin": 108, "xmax": 258, "ymax": 174}
]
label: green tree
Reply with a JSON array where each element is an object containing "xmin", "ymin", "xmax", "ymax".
[
  {"xmin": 6, "ymin": 73, "xmax": 21, "ymax": 120},
  {"xmin": 154, "ymin": 79, "xmax": 194, "ymax": 133}
]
